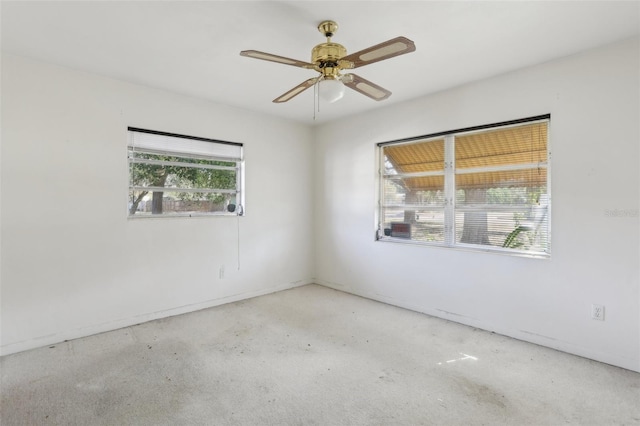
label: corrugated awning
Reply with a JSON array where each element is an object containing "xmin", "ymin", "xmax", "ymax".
[{"xmin": 383, "ymin": 122, "xmax": 547, "ymax": 191}]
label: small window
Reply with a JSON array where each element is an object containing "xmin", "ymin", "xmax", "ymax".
[
  {"xmin": 128, "ymin": 128, "xmax": 244, "ymax": 217},
  {"xmin": 378, "ymin": 116, "xmax": 550, "ymax": 257}
]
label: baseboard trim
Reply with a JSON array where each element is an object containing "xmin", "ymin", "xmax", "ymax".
[
  {"xmin": 316, "ymin": 280, "xmax": 640, "ymax": 373},
  {"xmin": 1, "ymin": 280, "xmax": 310, "ymax": 357}
]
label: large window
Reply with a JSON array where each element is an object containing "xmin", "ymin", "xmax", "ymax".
[
  {"xmin": 128, "ymin": 127, "xmax": 244, "ymax": 217},
  {"xmin": 378, "ymin": 115, "xmax": 550, "ymax": 256}
]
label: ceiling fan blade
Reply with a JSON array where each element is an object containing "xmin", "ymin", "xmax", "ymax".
[
  {"xmin": 341, "ymin": 36, "xmax": 416, "ymax": 68},
  {"xmin": 240, "ymin": 50, "xmax": 316, "ymax": 69},
  {"xmin": 342, "ymin": 74, "xmax": 392, "ymax": 101},
  {"xmin": 273, "ymin": 78, "xmax": 319, "ymax": 103}
]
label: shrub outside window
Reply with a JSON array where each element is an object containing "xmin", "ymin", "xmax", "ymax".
[
  {"xmin": 378, "ymin": 116, "xmax": 550, "ymax": 257},
  {"xmin": 128, "ymin": 128, "xmax": 244, "ymax": 217}
]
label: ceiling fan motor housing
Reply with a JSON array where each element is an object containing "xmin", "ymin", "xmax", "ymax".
[
  {"xmin": 312, "ymin": 43, "xmax": 347, "ymax": 65},
  {"xmin": 312, "ymin": 42, "xmax": 348, "ymax": 80}
]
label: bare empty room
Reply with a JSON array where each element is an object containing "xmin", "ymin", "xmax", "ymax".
[{"xmin": 1, "ymin": 1, "xmax": 639, "ymax": 425}]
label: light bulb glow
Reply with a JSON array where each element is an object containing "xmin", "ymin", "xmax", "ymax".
[{"xmin": 319, "ymin": 78, "xmax": 345, "ymax": 103}]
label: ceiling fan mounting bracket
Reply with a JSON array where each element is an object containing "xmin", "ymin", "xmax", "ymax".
[{"xmin": 318, "ymin": 20, "xmax": 338, "ymax": 39}]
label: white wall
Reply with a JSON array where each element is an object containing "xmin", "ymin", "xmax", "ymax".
[
  {"xmin": 3, "ymin": 38, "xmax": 639, "ymax": 373},
  {"xmin": 314, "ymin": 37, "xmax": 640, "ymax": 372},
  {"xmin": 1, "ymin": 54, "xmax": 314, "ymax": 355}
]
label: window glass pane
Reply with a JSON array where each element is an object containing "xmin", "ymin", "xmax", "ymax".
[
  {"xmin": 455, "ymin": 206, "xmax": 549, "ymax": 252},
  {"xmin": 382, "ymin": 139, "xmax": 445, "ymax": 242},
  {"xmin": 384, "ymin": 139, "xmax": 445, "ymax": 174},
  {"xmin": 130, "ymin": 162, "xmax": 237, "ymax": 191},
  {"xmin": 456, "ymin": 122, "xmax": 547, "ymax": 170},
  {"xmin": 456, "ymin": 169, "xmax": 547, "ymax": 206},
  {"xmin": 382, "ymin": 178, "xmax": 445, "ymax": 206},
  {"xmin": 128, "ymin": 190, "xmax": 234, "ymax": 216},
  {"xmin": 454, "ymin": 122, "xmax": 549, "ymax": 253},
  {"xmin": 412, "ymin": 208, "xmax": 446, "ymax": 243},
  {"xmin": 130, "ymin": 150, "xmax": 236, "ymax": 167},
  {"xmin": 382, "ymin": 208, "xmax": 445, "ymax": 243}
]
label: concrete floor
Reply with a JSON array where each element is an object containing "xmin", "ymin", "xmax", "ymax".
[{"xmin": 1, "ymin": 284, "xmax": 639, "ymax": 425}]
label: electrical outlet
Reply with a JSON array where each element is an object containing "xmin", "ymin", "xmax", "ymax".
[
  {"xmin": 219, "ymin": 266, "xmax": 225, "ymax": 279},
  {"xmin": 591, "ymin": 304, "xmax": 605, "ymax": 321}
]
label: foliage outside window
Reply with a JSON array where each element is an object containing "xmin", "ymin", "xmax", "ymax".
[
  {"xmin": 128, "ymin": 128, "xmax": 244, "ymax": 217},
  {"xmin": 378, "ymin": 116, "xmax": 550, "ymax": 256}
]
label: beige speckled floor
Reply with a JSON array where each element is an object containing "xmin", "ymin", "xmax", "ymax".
[{"xmin": 2, "ymin": 284, "xmax": 639, "ymax": 425}]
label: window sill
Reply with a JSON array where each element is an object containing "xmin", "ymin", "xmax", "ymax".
[{"xmin": 376, "ymin": 236, "xmax": 550, "ymax": 259}]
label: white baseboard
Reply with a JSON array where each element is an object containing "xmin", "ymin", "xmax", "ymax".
[
  {"xmin": 1, "ymin": 280, "xmax": 310, "ymax": 357},
  {"xmin": 316, "ymin": 280, "xmax": 640, "ymax": 373}
]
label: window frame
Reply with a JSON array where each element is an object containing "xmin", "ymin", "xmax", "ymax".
[
  {"xmin": 127, "ymin": 127, "xmax": 245, "ymax": 218},
  {"xmin": 376, "ymin": 115, "xmax": 551, "ymax": 258}
]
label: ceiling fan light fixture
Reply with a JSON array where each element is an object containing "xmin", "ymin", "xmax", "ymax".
[
  {"xmin": 319, "ymin": 78, "xmax": 345, "ymax": 103},
  {"xmin": 240, "ymin": 20, "xmax": 416, "ymax": 104}
]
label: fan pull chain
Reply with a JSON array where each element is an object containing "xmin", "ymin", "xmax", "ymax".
[{"xmin": 313, "ymin": 77, "xmax": 322, "ymax": 120}]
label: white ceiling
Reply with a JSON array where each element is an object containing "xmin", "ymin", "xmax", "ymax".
[{"xmin": 2, "ymin": 1, "xmax": 639, "ymax": 125}]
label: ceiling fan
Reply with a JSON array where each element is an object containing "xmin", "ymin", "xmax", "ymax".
[{"xmin": 240, "ymin": 20, "xmax": 416, "ymax": 104}]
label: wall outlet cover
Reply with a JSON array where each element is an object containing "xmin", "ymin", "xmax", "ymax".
[{"xmin": 591, "ymin": 304, "xmax": 605, "ymax": 321}]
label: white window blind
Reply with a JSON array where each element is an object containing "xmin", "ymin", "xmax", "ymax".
[
  {"xmin": 378, "ymin": 115, "xmax": 550, "ymax": 257},
  {"xmin": 129, "ymin": 129, "xmax": 242, "ymax": 161}
]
